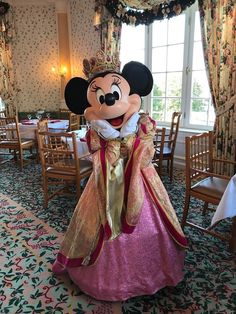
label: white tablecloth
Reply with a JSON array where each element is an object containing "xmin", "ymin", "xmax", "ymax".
[
  {"xmin": 211, "ymin": 174, "xmax": 236, "ymax": 226},
  {"xmin": 19, "ymin": 119, "xmax": 69, "ymax": 139},
  {"xmin": 66, "ymin": 130, "xmax": 89, "ymax": 157}
]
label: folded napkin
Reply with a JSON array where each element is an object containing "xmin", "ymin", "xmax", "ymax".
[
  {"xmin": 21, "ymin": 121, "xmax": 35, "ymax": 125},
  {"xmin": 80, "ymin": 137, "xmax": 87, "ymax": 142}
]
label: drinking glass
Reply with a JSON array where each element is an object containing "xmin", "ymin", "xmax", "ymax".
[
  {"xmin": 46, "ymin": 112, "xmax": 50, "ymax": 119},
  {"xmin": 27, "ymin": 114, "xmax": 32, "ymax": 120},
  {"xmin": 36, "ymin": 113, "xmax": 42, "ymax": 120}
]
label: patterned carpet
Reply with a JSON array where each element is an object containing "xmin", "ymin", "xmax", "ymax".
[{"xmin": 0, "ymin": 158, "xmax": 235, "ymax": 313}]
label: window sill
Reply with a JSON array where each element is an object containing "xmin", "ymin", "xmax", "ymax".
[
  {"xmin": 179, "ymin": 127, "xmax": 213, "ymax": 134},
  {"xmin": 157, "ymin": 124, "xmax": 213, "ymax": 134}
]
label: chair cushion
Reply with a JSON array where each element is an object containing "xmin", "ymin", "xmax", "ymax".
[
  {"xmin": 163, "ymin": 146, "xmax": 171, "ymax": 155},
  {"xmin": 21, "ymin": 139, "xmax": 35, "ymax": 146},
  {"xmin": 46, "ymin": 159, "xmax": 92, "ymax": 177},
  {"xmin": 155, "ymin": 146, "xmax": 172, "ymax": 156},
  {"xmin": 80, "ymin": 159, "xmax": 93, "ymax": 174},
  {"xmin": 191, "ymin": 177, "xmax": 229, "ymax": 200},
  {"xmin": 46, "ymin": 167, "xmax": 76, "ymax": 175}
]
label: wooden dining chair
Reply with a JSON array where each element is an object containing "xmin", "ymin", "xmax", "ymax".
[
  {"xmin": 37, "ymin": 119, "xmax": 49, "ymax": 132},
  {"xmin": 59, "ymin": 108, "xmax": 70, "ymax": 119},
  {"xmin": 152, "ymin": 127, "xmax": 166, "ymax": 177},
  {"xmin": 0, "ymin": 116, "xmax": 37, "ymax": 170},
  {"xmin": 37, "ymin": 130, "xmax": 93, "ymax": 207},
  {"xmin": 181, "ymin": 131, "xmax": 236, "ymax": 246},
  {"xmin": 164, "ymin": 112, "xmax": 182, "ymax": 181},
  {"xmin": 68, "ymin": 112, "xmax": 80, "ymax": 131},
  {"xmin": 78, "ymin": 114, "xmax": 86, "ymax": 127}
]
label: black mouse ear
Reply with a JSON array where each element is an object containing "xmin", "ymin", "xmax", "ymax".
[
  {"xmin": 64, "ymin": 77, "xmax": 89, "ymax": 114},
  {"xmin": 122, "ymin": 61, "xmax": 153, "ymax": 97}
]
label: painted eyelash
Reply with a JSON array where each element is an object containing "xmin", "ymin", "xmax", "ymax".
[
  {"xmin": 112, "ymin": 77, "xmax": 121, "ymax": 85},
  {"xmin": 90, "ymin": 84, "xmax": 99, "ymax": 92}
]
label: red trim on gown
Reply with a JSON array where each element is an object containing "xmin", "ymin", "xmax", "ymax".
[{"xmin": 53, "ymin": 188, "xmax": 185, "ymax": 301}]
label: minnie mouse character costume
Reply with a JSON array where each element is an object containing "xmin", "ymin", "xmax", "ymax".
[{"xmin": 52, "ymin": 51, "xmax": 187, "ymax": 301}]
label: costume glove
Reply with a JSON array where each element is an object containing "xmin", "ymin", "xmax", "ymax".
[
  {"xmin": 90, "ymin": 120, "xmax": 120, "ymax": 139},
  {"xmin": 119, "ymin": 112, "xmax": 139, "ymax": 138}
]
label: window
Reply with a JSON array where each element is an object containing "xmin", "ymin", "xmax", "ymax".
[
  {"xmin": 0, "ymin": 97, "xmax": 5, "ymax": 111},
  {"xmin": 120, "ymin": 2, "xmax": 215, "ymax": 130}
]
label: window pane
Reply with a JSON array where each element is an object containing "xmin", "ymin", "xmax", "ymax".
[
  {"xmin": 190, "ymin": 98, "xmax": 209, "ymax": 125},
  {"xmin": 152, "ymin": 19, "xmax": 167, "ymax": 47},
  {"xmin": 120, "ymin": 24, "xmax": 145, "ymax": 68},
  {"xmin": 191, "ymin": 70, "xmax": 210, "ymax": 98},
  {"xmin": 152, "ymin": 112, "xmax": 164, "ymax": 121},
  {"xmin": 167, "ymin": 44, "xmax": 184, "ymax": 71},
  {"xmin": 152, "ymin": 73, "xmax": 166, "ymax": 96},
  {"xmin": 152, "ymin": 98, "xmax": 165, "ymax": 121},
  {"xmin": 168, "ymin": 14, "xmax": 185, "ymax": 45},
  {"xmin": 152, "ymin": 98, "xmax": 165, "ymax": 112},
  {"xmin": 194, "ymin": 11, "xmax": 201, "ymax": 41},
  {"xmin": 152, "ymin": 47, "xmax": 167, "ymax": 72},
  {"xmin": 119, "ymin": 1, "xmax": 214, "ymax": 129},
  {"xmin": 192, "ymin": 41, "xmax": 205, "ymax": 70},
  {"xmin": 166, "ymin": 72, "xmax": 182, "ymax": 97},
  {"xmin": 166, "ymin": 98, "xmax": 181, "ymax": 119}
]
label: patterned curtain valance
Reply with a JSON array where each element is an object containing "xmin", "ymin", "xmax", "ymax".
[{"xmin": 105, "ymin": 0, "xmax": 196, "ymax": 26}]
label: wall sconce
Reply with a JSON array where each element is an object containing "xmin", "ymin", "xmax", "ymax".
[{"xmin": 51, "ymin": 65, "xmax": 68, "ymax": 78}]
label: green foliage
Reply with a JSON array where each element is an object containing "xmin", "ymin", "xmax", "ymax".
[{"xmin": 192, "ymin": 80, "xmax": 205, "ymax": 112}]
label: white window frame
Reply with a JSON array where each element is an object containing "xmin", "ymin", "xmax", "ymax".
[{"xmin": 121, "ymin": 2, "xmax": 214, "ymax": 131}]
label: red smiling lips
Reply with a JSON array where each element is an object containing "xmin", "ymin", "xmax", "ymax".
[{"xmin": 107, "ymin": 115, "xmax": 124, "ymax": 127}]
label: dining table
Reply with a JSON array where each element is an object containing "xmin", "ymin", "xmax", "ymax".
[
  {"xmin": 19, "ymin": 119, "xmax": 69, "ymax": 139},
  {"xmin": 66, "ymin": 129, "xmax": 90, "ymax": 157},
  {"xmin": 211, "ymin": 173, "xmax": 236, "ymax": 251}
]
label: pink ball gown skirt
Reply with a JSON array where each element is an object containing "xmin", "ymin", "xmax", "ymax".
[{"xmin": 55, "ymin": 189, "xmax": 185, "ymax": 301}]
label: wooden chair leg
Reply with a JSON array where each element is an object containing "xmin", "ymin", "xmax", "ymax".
[
  {"xmin": 203, "ymin": 201, "xmax": 208, "ymax": 215},
  {"xmin": 19, "ymin": 148, "xmax": 23, "ymax": 171},
  {"xmin": 181, "ymin": 194, "xmax": 190, "ymax": 228},
  {"xmin": 158, "ymin": 159, "xmax": 162, "ymax": 177},
  {"xmin": 169, "ymin": 158, "xmax": 174, "ymax": 181},
  {"xmin": 13, "ymin": 150, "xmax": 18, "ymax": 161},
  {"xmin": 43, "ymin": 176, "xmax": 48, "ymax": 208},
  {"xmin": 166, "ymin": 160, "xmax": 169, "ymax": 174}
]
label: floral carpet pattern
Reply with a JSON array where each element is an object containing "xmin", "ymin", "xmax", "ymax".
[
  {"xmin": 0, "ymin": 193, "xmax": 121, "ymax": 314},
  {"xmin": 0, "ymin": 159, "xmax": 235, "ymax": 313}
]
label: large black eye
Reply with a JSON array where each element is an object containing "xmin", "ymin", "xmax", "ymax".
[
  {"xmin": 99, "ymin": 95, "xmax": 105, "ymax": 104},
  {"xmin": 111, "ymin": 84, "xmax": 121, "ymax": 100},
  {"xmin": 96, "ymin": 88, "xmax": 105, "ymax": 105}
]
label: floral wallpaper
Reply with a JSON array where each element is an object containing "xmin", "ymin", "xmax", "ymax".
[
  {"xmin": 12, "ymin": 4, "xmax": 60, "ymax": 112},
  {"xmin": 69, "ymin": 0, "xmax": 101, "ymax": 78},
  {"xmin": 11, "ymin": 0, "xmax": 100, "ymax": 113}
]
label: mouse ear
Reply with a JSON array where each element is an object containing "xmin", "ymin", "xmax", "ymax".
[
  {"xmin": 64, "ymin": 77, "xmax": 89, "ymax": 114},
  {"xmin": 122, "ymin": 61, "xmax": 153, "ymax": 96}
]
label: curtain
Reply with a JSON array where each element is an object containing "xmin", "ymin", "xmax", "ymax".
[
  {"xmin": 93, "ymin": 0, "xmax": 195, "ymax": 66},
  {"xmin": 0, "ymin": 3, "xmax": 17, "ymax": 115},
  {"xmin": 94, "ymin": 0, "xmax": 122, "ymax": 60},
  {"xmin": 105, "ymin": 0, "xmax": 196, "ymax": 25},
  {"xmin": 198, "ymin": 0, "xmax": 236, "ymax": 175}
]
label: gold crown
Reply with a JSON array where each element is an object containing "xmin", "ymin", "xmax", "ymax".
[{"xmin": 83, "ymin": 50, "xmax": 121, "ymax": 80}]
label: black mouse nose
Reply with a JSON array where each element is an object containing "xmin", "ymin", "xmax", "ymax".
[{"xmin": 105, "ymin": 93, "xmax": 116, "ymax": 106}]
